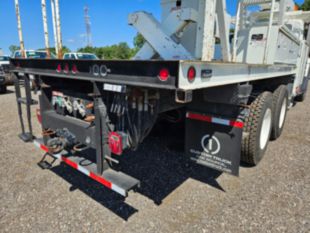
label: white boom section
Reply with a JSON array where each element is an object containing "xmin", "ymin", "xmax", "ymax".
[
  {"xmin": 129, "ymin": 8, "xmax": 198, "ymax": 60},
  {"xmin": 129, "ymin": 11, "xmax": 194, "ymax": 60},
  {"xmin": 200, "ymin": 0, "xmax": 216, "ymax": 61},
  {"xmin": 41, "ymin": 0, "xmax": 50, "ymax": 58},
  {"xmin": 14, "ymin": 0, "xmax": 25, "ymax": 58},
  {"xmin": 51, "ymin": 0, "xmax": 59, "ymax": 56},
  {"xmin": 130, "ymin": 0, "xmax": 231, "ymax": 61}
]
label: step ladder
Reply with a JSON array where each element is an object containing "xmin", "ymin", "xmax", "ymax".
[{"xmin": 14, "ymin": 73, "xmax": 38, "ymax": 142}]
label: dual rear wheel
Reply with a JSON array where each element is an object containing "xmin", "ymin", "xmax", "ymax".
[{"xmin": 241, "ymin": 86, "xmax": 288, "ymax": 166}]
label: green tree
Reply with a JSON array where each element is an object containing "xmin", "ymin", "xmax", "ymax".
[
  {"xmin": 301, "ymin": 0, "xmax": 310, "ymax": 10},
  {"xmin": 77, "ymin": 46, "xmax": 97, "ymax": 54},
  {"xmin": 78, "ymin": 42, "xmax": 134, "ymax": 60},
  {"xmin": 133, "ymin": 33, "xmax": 145, "ymax": 50},
  {"xmin": 9, "ymin": 45, "xmax": 20, "ymax": 55}
]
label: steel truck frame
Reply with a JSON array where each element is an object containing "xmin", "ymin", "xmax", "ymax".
[{"xmin": 10, "ymin": 0, "xmax": 310, "ymax": 197}]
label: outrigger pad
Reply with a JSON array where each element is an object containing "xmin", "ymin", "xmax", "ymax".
[{"xmin": 19, "ymin": 133, "xmax": 34, "ymax": 143}]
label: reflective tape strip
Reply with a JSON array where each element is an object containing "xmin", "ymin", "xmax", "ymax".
[
  {"xmin": 187, "ymin": 112, "xmax": 244, "ymax": 129},
  {"xmin": 111, "ymin": 184, "xmax": 127, "ymax": 196},
  {"xmin": 33, "ymin": 140, "xmax": 41, "ymax": 149},
  {"xmin": 212, "ymin": 117, "xmax": 230, "ymax": 126},
  {"xmin": 77, "ymin": 165, "xmax": 90, "ymax": 176},
  {"xmin": 89, "ymin": 172, "xmax": 112, "ymax": 189},
  {"xmin": 186, "ymin": 112, "xmax": 212, "ymax": 122},
  {"xmin": 33, "ymin": 140, "xmax": 126, "ymax": 196},
  {"xmin": 33, "ymin": 140, "xmax": 62, "ymax": 159},
  {"xmin": 62, "ymin": 156, "xmax": 78, "ymax": 169}
]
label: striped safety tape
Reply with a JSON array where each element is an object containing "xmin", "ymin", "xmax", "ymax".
[
  {"xmin": 186, "ymin": 112, "xmax": 244, "ymax": 129},
  {"xmin": 33, "ymin": 140, "xmax": 126, "ymax": 196}
]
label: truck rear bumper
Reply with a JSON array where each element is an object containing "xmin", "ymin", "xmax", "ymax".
[{"xmin": 33, "ymin": 139, "xmax": 140, "ymax": 197}]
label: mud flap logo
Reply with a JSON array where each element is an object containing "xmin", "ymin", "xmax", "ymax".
[
  {"xmin": 186, "ymin": 112, "xmax": 243, "ymax": 176},
  {"xmin": 201, "ymin": 135, "xmax": 221, "ymax": 155}
]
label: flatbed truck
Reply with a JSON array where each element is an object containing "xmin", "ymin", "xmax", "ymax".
[{"xmin": 10, "ymin": 0, "xmax": 310, "ymax": 197}]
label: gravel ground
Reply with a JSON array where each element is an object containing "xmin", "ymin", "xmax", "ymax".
[{"xmin": 0, "ymin": 86, "xmax": 309, "ymax": 233}]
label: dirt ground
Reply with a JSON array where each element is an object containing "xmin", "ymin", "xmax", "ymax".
[{"xmin": 0, "ymin": 86, "xmax": 309, "ymax": 233}]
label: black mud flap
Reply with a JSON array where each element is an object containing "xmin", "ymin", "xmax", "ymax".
[{"xmin": 185, "ymin": 112, "xmax": 243, "ymax": 176}]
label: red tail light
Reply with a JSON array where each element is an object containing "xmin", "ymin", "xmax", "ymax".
[
  {"xmin": 64, "ymin": 63, "xmax": 69, "ymax": 74},
  {"xmin": 187, "ymin": 66, "xmax": 196, "ymax": 83},
  {"xmin": 56, "ymin": 64, "xmax": 62, "ymax": 73},
  {"xmin": 109, "ymin": 132, "xmax": 123, "ymax": 155},
  {"xmin": 158, "ymin": 68, "xmax": 170, "ymax": 82},
  {"xmin": 36, "ymin": 108, "xmax": 42, "ymax": 124},
  {"xmin": 72, "ymin": 64, "xmax": 78, "ymax": 74}
]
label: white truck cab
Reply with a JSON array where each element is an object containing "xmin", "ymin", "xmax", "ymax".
[
  {"xmin": 13, "ymin": 50, "xmax": 55, "ymax": 59},
  {"xmin": 0, "ymin": 56, "xmax": 10, "ymax": 66},
  {"xmin": 63, "ymin": 53, "xmax": 99, "ymax": 60}
]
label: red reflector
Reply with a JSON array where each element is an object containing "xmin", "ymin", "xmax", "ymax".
[
  {"xmin": 187, "ymin": 66, "xmax": 196, "ymax": 82},
  {"xmin": 36, "ymin": 108, "xmax": 42, "ymax": 124},
  {"xmin": 64, "ymin": 64, "xmax": 69, "ymax": 74},
  {"xmin": 56, "ymin": 64, "xmax": 62, "ymax": 73},
  {"xmin": 108, "ymin": 132, "xmax": 123, "ymax": 155},
  {"xmin": 72, "ymin": 64, "xmax": 78, "ymax": 74},
  {"xmin": 158, "ymin": 68, "xmax": 170, "ymax": 81}
]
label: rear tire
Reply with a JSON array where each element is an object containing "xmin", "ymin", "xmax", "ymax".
[
  {"xmin": 270, "ymin": 85, "xmax": 288, "ymax": 140},
  {"xmin": 241, "ymin": 92, "xmax": 273, "ymax": 166}
]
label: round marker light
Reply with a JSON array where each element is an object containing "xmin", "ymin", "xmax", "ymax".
[
  {"xmin": 158, "ymin": 68, "xmax": 170, "ymax": 82},
  {"xmin": 93, "ymin": 64, "xmax": 100, "ymax": 76},
  {"xmin": 187, "ymin": 66, "xmax": 196, "ymax": 83}
]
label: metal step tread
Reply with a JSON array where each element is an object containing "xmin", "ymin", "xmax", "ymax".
[
  {"xmin": 102, "ymin": 169, "xmax": 140, "ymax": 193},
  {"xmin": 67, "ymin": 156, "xmax": 140, "ymax": 193}
]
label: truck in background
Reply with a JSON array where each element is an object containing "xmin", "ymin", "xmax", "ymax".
[
  {"xmin": 12, "ymin": 50, "xmax": 56, "ymax": 59},
  {"xmin": 0, "ymin": 56, "xmax": 14, "ymax": 94},
  {"xmin": 63, "ymin": 53, "xmax": 99, "ymax": 60}
]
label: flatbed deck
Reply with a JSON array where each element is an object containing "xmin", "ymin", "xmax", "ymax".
[{"xmin": 11, "ymin": 59, "xmax": 296, "ymax": 91}]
